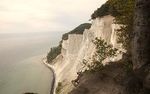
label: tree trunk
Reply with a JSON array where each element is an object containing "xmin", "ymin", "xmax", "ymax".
[
  {"xmin": 132, "ymin": 0, "xmax": 150, "ymax": 69},
  {"xmin": 132, "ymin": 0, "xmax": 150, "ymax": 89}
]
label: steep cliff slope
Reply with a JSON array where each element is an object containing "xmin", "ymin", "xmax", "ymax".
[
  {"xmin": 48, "ymin": 15, "xmax": 124, "ymax": 94},
  {"xmin": 69, "ymin": 62, "xmax": 127, "ymax": 94},
  {"xmin": 46, "ymin": 0, "xmax": 150, "ymax": 93}
]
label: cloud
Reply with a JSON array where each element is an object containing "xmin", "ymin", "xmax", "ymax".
[{"xmin": 0, "ymin": 0, "xmax": 106, "ymax": 33}]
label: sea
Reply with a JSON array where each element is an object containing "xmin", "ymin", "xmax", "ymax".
[{"xmin": 0, "ymin": 31, "xmax": 63, "ymax": 94}]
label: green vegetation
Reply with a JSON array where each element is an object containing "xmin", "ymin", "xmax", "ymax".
[
  {"xmin": 72, "ymin": 38, "xmax": 118, "ymax": 87},
  {"xmin": 47, "ymin": 44, "xmax": 61, "ymax": 63},
  {"xmin": 56, "ymin": 82, "xmax": 63, "ymax": 94},
  {"xmin": 123, "ymin": 61, "xmax": 133, "ymax": 73},
  {"xmin": 62, "ymin": 23, "xmax": 91, "ymax": 40},
  {"xmin": 47, "ymin": 23, "xmax": 91, "ymax": 63},
  {"xmin": 92, "ymin": 0, "xmax": 135, "ymax": 50},
  {"xmin": 91, "ymin": 0, "xmax": 135, "ymax": 72},
  {"xmin": 93, "ymin": 38, "xmax": 118, "ymax": 62},
  {"xmin": 91, "ymin": 1, "xmax": 118, "ymax": 19},
  {"xmin": 71, "ymin": 1, "xmax": 150, "ymax": 94},
  {"xmin": 82, "ymin": 38, "xmax": 118, "ymax": 72},
  {"xmin": 108, "ymin": 0, "xmax": 135, "ymax": 72},
  {"xmin": 110, "ymin": 0, "xmax": 135, "ymax": 50}
]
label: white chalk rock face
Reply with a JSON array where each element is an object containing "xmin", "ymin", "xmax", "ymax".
[{"xmin": 52, "ymin": 15, "xmax": 123, "ymax": 89}]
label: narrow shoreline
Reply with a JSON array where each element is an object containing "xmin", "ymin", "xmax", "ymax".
[{"xmin": 42, "ymin": 58, "xmax": 56, "ymax": 94}]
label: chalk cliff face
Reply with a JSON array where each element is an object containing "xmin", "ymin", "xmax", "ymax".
[{"xmin": 52, "ymin": 15, "xmax": 123, "ymax": 93}]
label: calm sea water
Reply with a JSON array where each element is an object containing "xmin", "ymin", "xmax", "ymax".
[{"xmin": 0, "ymin": 32, "xmax": 63, "ymax": 94}]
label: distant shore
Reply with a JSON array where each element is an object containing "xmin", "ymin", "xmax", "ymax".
[{"xmin": 43, "ymin": 58, "xmax": 56, "ymax": 94}]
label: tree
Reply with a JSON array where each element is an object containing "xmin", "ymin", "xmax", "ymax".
[
  {"xmin": 91, "ymin": 0, "xmax": 135, "ymax": 51},
  {"xmin": 132, "ymin": 0, "xmax": 150, "ymax": 89},
  {"xmin": 132, "ymin": 0, "xmax": 150, "ymax": 70},
  {"xmin": 82, "ymin": 38, "xmax": 118, "ymax": 72},
  {"xmin": 109, "ymin": 0, "xmax": 135, "ymax": 50}
]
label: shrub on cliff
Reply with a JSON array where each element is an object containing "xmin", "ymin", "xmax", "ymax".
[
  {"xmin": 62, "ymin": 23, "xmax": 91, "ymax": 40},
  {"xmin": 56, "ymin": 82, "xmax": 63, "ymax": 94},
  {"xmin": 81, "ymin": 38, "xmax": 118, "ymax": 72},
  {"xmin": 72, "ymin": 38, "xmax": 118, "ymax": 87},
  {"xmin": 47, "ymin": 44, "xmax": 61, "ymax": 63}
]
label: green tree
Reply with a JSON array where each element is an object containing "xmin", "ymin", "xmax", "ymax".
[
  {"xmin": 93, "ymin": 38, "xmax": 118, "ymax": 62},
  {"xmin": 82, "ymin": 38, "xmax": 118, "ymax": 72},
  {"xmin": 91, "ymin": 1, "xmax": 118, "ymax": 19},
  {"xmin": 91, "ymin": 0, "xmax": 135, "ymax": 50},
  {"xmin": 109, "ymin": 0, "xmax": 135, "ymax": 50}
]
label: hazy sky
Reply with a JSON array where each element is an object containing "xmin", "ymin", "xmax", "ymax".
[{"xmin": 0, "ymin": 0, "xmax": 106, "ymax": 33}]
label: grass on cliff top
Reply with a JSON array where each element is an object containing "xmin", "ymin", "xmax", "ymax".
[{"xmin": 62, "ymin": 23, "xmax": 91, "ymax": 40}]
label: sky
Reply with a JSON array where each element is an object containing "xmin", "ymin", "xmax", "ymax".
[{"xmin": 0, "ymin": 0, "xmax": 106, "ymax": 33}]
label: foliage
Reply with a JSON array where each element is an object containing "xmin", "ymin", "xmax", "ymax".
[
  {"xmin": 123, "ymin": 61, "xmax": 133, "ymax": 73},
  {"xmin": 62, "ymin": 23, "xmax": 91, "ymax": 40},
  {"xmin": 91, "ymin": 1, "xmax": 119, "ymax": 19},
  {"xmin": 82, "ymin": 38, "xmax": 118, "ymax": 72},
  {"xmin": 91, "ymin": 0, "xmax": 135, "ymax": 50},
  {"xmin": 109, "ymin": 0, "xmax": 135, "ymax": 49},
  {"xmin": 91, "ymin": 0, "xmax": 135, "ymax": 73},
  {"xmin": 93, "ymin": 38, "xmax": 118, "ymax": 62},
  {"xmin": 46, "ymin": 23, "xmax": 91, "ymax": 63},
  {"xmin": 56, "ymin": 82, "xmax": 63, "ymax": 94},
  {"xmin": 47, "ymin": 44, "xmax": 61, "ymax": 63}
]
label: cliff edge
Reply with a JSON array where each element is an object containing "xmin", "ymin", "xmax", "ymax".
[{"xmin": 47, "ymin": 15, "xmax": 124, "ymax": 94}]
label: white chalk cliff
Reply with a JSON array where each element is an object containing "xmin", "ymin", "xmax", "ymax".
[{"xmin": 51, "ymin": 15, "xmax": 124, "ymax": 94}]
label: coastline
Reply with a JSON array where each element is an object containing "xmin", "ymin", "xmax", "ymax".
[{"xmin": 43, "ymin": 58, "xmax": 56, "ymax": 94}]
